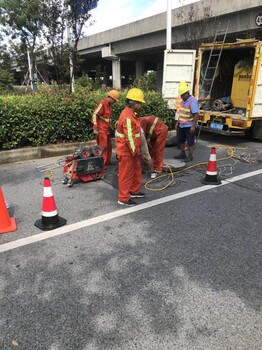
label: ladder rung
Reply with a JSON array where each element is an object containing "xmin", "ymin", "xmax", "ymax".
[
  {"xmin": 214, "ymin": 35, "xmax": 226, "ymax": 40},
  {"xmin": 201, "ymin": 22, "xmax": 229, "ymax": 97}
]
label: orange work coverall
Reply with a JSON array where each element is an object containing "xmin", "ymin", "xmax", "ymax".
[
  {"xmin": 139, "ymin": 116, "xmax": 168, "ymax": 172},
  {"xmin": 92, "ymin": 98, "xmax": 113, "ymax": 165},
  {"xmin": 116, "ymin": 107, "xmax": 142, "ymax": 202}
]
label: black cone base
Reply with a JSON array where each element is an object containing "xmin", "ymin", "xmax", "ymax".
[
  {"xmin": 34, "ymin": 214, "xmax": 67, "ymax": 231},
  {"xmin": 201, "ymin": 174, "xmax": 221, "ymax": 185}
]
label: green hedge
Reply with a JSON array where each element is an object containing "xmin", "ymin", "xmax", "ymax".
[{"xmin": 0, "ymin": 87, "xmax": 176, "ymax": 150}]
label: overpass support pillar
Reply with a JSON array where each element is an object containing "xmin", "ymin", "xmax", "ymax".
[
  {"xmin": 157, "ymin": 59, "xmax": 163, "ymax": 93},
  {"xmin": 112, "ymin": 59, "xmax": 121, "ymax": 90},
  {"xmin": 136, "ymin": 60, "xmax": 144, "ymax": 77}
]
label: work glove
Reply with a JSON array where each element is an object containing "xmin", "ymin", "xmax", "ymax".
[{"xmin": 93, "ymin": 130, "xmax": 99, "ymax": 135}]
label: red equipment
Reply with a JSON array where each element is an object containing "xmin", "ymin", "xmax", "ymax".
[{"xmin": 62, "ymin": 145, "xmax": 105, "ymax": 187}]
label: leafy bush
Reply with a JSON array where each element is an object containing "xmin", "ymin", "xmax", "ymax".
[
  {"xmin": 132, "ymin": 71, "xmax": 157, "ymax": 91},
  {"xmin": 0, "ymin": 90, "xmax": 93, "ymax": 149},
  {"xmin": 0, "ymin": 68, "xmax": 14, "ymax": 94},
  {"xmin": 74, "ymin": 75, "xmax": 94, "ymax": 89},
  {"xmin": 139, "ymin": 91, "xmax": 176, "ymax": 129},
  {"xmin": 0, "ymin": 87, "xmax": 176, "ymax": 150}
]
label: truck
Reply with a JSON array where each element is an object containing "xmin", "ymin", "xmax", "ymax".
[{"xmin": 162, "ymin": 39, "xmax": 262, "ymax": 140}]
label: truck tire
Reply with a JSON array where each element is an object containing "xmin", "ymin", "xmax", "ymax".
[{"xmin": 251, "ymin": 121, "xmax": 262, "ymax": 140}]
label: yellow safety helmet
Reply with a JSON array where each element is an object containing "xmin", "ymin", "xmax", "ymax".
[
  {"xmin": 108, "ymin": 89, "xmax": 119, "ymax": 101},
  {"xmin": 178, "ymin": 81, "xmax": 189, "ymax": 96},
  {"xmin": 126, "ymin": 88, "xmax": 145, "ymax": 103}
]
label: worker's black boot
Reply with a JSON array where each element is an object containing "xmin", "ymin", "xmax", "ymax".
[
  {"xmin": 184, "ymin": 154, "xmax": 193, "ymax": 162},
  {"xmin": 174, "ymin": 151, "xmax": 186, "ymax": 160}
]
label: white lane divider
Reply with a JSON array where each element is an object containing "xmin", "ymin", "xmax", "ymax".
[{"xmin": 0, "ymin": 169, "xmax": 262, "ymax": 253}]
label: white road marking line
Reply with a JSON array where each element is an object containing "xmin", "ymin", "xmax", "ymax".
[{"xmin": 1, "ymin": 169, "xmax": 262, "ymax": 253}]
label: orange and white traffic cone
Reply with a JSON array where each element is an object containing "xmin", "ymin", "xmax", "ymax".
[
  {"xmin": 0, "ymin": 187, "xmax": 16, "ymax": 234},
  {"xmin": 201, "ymin": 147, "xmax": 221, "ymax": 185},
  {"xmin": 35, "ymin": 177, "xmax": 67, "ymax": 231}
]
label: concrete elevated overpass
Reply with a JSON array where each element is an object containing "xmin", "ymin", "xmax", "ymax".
[{"xmin": 77, "ymin": 0, "xmax": 262, "ymax": 90}]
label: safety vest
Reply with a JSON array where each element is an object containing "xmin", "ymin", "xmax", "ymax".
[
  {"xmin": 176, "ymin": 96, "xmax": 182, "ymax": 114},
  {"xmin": 178, "ymin": 96, "xmax": 197, "ymax": 125}
]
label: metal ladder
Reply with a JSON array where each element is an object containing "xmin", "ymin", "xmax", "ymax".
[{"xmin": 201, "ymin": 21, "xmax": 229, "ymax": 98}]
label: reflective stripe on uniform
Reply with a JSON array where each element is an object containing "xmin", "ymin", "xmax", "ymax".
[
  {"xmin": 179, "ymin": 117, "xmax": 194, "ymax": 122},
  {"xmin": 92, "ymin": 102, "xmax": 103, "ymax": 125},
  {"xmin": 178, "ymin": 107, "xmax": 193, "ymax": 122},
  {"xmin": 127, "ymin": 118, "xmax": 135, "ymax": 152},
  {"xmin": 149, "ymin": 117, "xmax": 159, "ymax": 135},
  {"xmin": 100, "ymin": 116, "xmax": 111, "ymax": 122},
  {"xmin": 179, "ymin": 107, "xmax": 193, "ymax": 120},
  {"xmin": 116, "ymin": 131, "xmax": 140, "ymax": 139}
]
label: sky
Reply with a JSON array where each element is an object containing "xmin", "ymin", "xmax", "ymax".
[{"xmin": 84, "ymin": 0, "xmax": 200, "ymax": 36}]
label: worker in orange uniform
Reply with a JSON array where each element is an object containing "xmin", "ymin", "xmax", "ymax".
[
  {"xmin": 139, "ymin": 116, "xmax": 168, "ymax": 173},
  {"xmin": 116, "ymin": 88, "xmax": 145, "ymax": 206},
  {"xmin": 91, "ymin": 89, "xmax": 119, "ymax": 165}
]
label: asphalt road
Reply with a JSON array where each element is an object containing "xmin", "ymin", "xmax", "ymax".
[{"xmin": 0, "ymin": 132, "xmax": 262, "ymax": 350}]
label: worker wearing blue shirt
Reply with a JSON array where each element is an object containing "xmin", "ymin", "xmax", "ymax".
[{"xmin": 174, "ymin": 81, "xmax": 199, "ymax": 162}]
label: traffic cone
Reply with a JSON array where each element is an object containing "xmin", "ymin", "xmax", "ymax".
[
  {"xmin": 201, "ymin": 147, "xmax": 221, "ymax": 185},
  {"xmin": 0, "ymin": 187, "xmax": 16, "ymax": 234},
  {"xmin": 35, "ymin": 177, "xmax": 67, "ymax": 231}
]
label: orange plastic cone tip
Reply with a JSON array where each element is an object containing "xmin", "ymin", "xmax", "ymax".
[{"xmin": 0, "ymin": 188, "xmax": 17, "ymax": 234}]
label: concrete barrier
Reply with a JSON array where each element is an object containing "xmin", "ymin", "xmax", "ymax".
[
  {"xmin": 0, "ymin": 130, "xmax": 177, "ymax": 164},
  {"xmin": 0, "ymin": 141, "xmax": 94, "ymax": 165}
]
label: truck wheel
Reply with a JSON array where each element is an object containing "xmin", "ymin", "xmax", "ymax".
[
  {"xmin": 245, "ymin": 128, "xmax": 253, "ymax": 139},
  {"xmin": 249, "ymin": 121, "xmax": 262, "ymax": 140}
]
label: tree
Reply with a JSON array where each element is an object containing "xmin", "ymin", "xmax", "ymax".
[
  {"xmin": 0, "ymin": 43, "xmax": 12, "ymax": 72},
  {"xmin": 0, "ymin": 0, "xmax": 45, "ymax": 89},
  {"xmin": 40, "ymin": 0, "xmax": 70, "ymax": 85},
  {"xmin": 66, "ymin": 0, "xmax": 98, "ymax": 92},
  {"xmin": 175, "ymin": 1, "xmax": 218, "ymax": 50},
  {"xmin": 0, "ymin": 0, "xmax": 99, "ymax": 91}
]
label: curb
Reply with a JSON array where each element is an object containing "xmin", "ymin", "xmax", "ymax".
[
  {"xmin": 0, "ymin": 130, "xmax": 177, "ymax": 165},
  {"xmin": 0, "ymin": 141, "xmax": 96, "ymax": 165}
]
